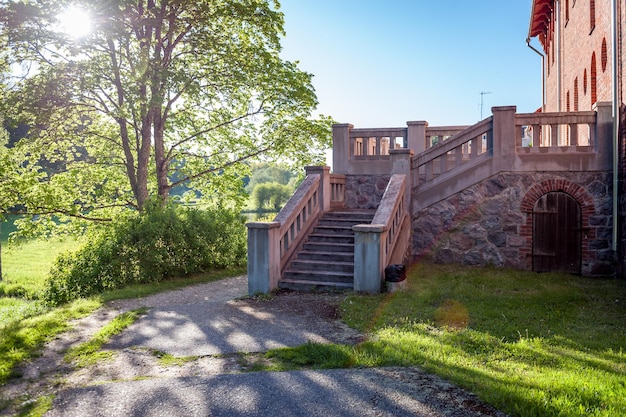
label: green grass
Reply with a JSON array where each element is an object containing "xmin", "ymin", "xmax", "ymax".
[
  {"xmin": 14, "ymin": 394, "xmax": 54, "ymax": 417},
  {"xmin": 151, "ymin": 350, "xmax": 198, "ymax": 367},
  {"xmin": 1, "ymin": 237, "xmax": 80, "ymax": 299},
  {"xmin": 0, "ymin": 298, "xmax": 101, "ymax": 385},
  {"xmin": 65, "ymin": 307, "xmax": 149, "ymax": 368},
  {"xmin": 260, "ymin": 264, "xmax": 626, "ymax": 417}
]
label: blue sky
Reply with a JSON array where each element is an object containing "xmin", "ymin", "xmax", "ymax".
[{"xmin": 279, "ymin": 0, "xmax": 542, "ymax": 128}]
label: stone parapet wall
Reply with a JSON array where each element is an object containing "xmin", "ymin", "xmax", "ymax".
[{"xmin": 411, "ymin": 171, "xmax": 614, "ymax": 277}]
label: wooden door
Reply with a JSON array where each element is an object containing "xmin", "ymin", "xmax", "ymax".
[{"xmin": 532, "ymin": 192, "xmax": 582, "ymax": 274}]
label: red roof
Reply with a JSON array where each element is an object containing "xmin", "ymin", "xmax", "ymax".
[{"xmin": 528, "ymin": 0, "xmax": 554, "ymax": 48}]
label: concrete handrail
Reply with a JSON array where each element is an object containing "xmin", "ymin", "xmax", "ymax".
[{"xmin": 274, "ymin": 174, "xmax": 323, "ymax": 270}]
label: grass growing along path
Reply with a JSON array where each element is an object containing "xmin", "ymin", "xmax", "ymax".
[{"xmin": 262, "ymin": 264, "xmax": 626, "ymax": 417}]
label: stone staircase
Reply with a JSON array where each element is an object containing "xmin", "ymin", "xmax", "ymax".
[{"xmin": 278, "ymin": 210, "xmax": 375, "ymax": 291}]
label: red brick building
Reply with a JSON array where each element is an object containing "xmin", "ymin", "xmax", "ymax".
[{"xmin": 528, "ymin": 0, "xmax": 625, "ymax": 275}]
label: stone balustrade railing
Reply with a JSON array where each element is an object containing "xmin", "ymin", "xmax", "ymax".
[
  {"xmin": 353, "ymin": 173, "xmax": 409, "ymax": 292},
  {"xmin": 515, "ymin": 111, "xmax": 597, "ymax": 150},
  {"xmin": 413, "ymin": 118, "xmax": 493, "ymax": 187},
  {"xmin": 330, "ymin": 174, "xmax": 346, "ymax": 209},
  {"xmin": 425, "ymin": 125, "xmax": 469, "ymax": 147}
]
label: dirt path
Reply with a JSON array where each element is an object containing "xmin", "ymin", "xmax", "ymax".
[{"xmin": 0, "ymin": 277, "xmax": 360, "ymax": 415}]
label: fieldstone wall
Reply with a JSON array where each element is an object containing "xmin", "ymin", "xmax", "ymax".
[
  {"xmin": 345, "ymin": 174, "xmax": 390, "ymax": 209},
  {"xmin": 411, "ymin": 171, "xmax": 614, "ymax": 277}
]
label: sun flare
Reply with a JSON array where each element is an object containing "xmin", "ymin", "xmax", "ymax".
[{"xmin": 56, "ymin": 6, "xmax": 92, "ymax": 39}]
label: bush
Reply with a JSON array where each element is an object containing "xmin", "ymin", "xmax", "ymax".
[
  {"xmin": 43, "ymin": 203, "xmax": 247, "ymax": 305},
  {"xmin": 252, "ymin": 182, "xmax": 292, "ymax": 210}
]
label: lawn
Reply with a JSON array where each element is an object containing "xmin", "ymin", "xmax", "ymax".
[
  {"xmin": 0, "ymin": 217, "xmax": 246, "ymax": 388},
  {"xmin": 263, "ymin": 264, "xmax": 626, "ymax": 417}
]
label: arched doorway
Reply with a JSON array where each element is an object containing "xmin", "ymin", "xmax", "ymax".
[{"xmin": 532, "ymin": 192, "xmax": 582, "ymax": 274}]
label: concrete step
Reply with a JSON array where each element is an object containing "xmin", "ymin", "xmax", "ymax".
[
  {"xmin": 290, "ymin": 259, "xmax": 354, "ymax": 273},
  {"xmin": 297, "ymin": 250, "xmax": 354, "ymax": 263},
  {"xmin": 279, "ymin": 209, "xmax": 374, "ymax": 292},
  {"xmin": 313, "ymin": 225, "xmax": 356, "ymax": 234},
  {"xmin": 323, "ymin": 210, "xmax": 375, "ymax": 220},
  {"xmin": 283, "ymin": 269, "xmax": 353, "ymax": 284},
  {"xmin": 317, "ymin": 217, "xmax": 373, "ymax": 227},
  {"xmin": 307, "ymin": 233, "xmax": 354, "ymax": 244},
  {"xmin": 302, "ymin": 241, "xmax": 353, "ymax": 253},
  {"xmin": 278, "ymin": 279, "xmax": 353, "ymax": 292}
]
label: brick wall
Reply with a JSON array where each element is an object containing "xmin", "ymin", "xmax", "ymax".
[{"xmin": 544, "ymin": 0, "xmax": 615, "ymax": 112}]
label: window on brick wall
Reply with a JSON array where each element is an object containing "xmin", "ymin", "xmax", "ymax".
[
  {"xmin": 565, "ymin": 0, "xmax": 570, "ymax": 23},
  {"xmin": 590, "ymin": 0, "xmax": 596, "ymax": 33},
  {"xmin": 574, "ymin": 77, "xmax": 579, "ymax": 111},
  {"xmin": 583, "ymin": 68, "xmax": 588, "ymax": 94},
  {"xmin": 567, "ymin": 91, "xmax": 571, "ymax": 112},
  {"xmin": 591, "ymin": 52, "xmax": 597, "ymax": 105},
  {"xmin": 601, "ymin": 38, "xmax": 608, "ymax": 72}
]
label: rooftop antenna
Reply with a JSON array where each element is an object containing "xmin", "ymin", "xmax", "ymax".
[{"xmin": 480, "ymin": 91, "xmax": 491, "ymax": 120}]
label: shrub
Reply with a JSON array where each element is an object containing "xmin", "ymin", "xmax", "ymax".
[{"xmin": 43, "ymin": 203, "xmax": 246, "ymax": 305}]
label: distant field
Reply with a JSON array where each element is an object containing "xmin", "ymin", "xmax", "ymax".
[
  {"xmin": 1, "ymin": 238, "xmax": 80, "ymax": 296},
  {"xmin": 1, "ymin": 215, "xmax": 81, "ymax": 325}
]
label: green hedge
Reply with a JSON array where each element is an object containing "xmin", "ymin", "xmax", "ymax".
[{"xmin": 43, "ymin": 204, "xmax": 246, "ymax": 305}]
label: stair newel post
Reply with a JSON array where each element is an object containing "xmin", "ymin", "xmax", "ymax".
[
  {"xmin": 407, "ymin": 121, "xmax": 428, "ymax": 154},
  {"xmin": 246, "ymin": 221, "xmax": 281, "ymax": 295},
  {"xmin": 353, "ymin": 224, "xmax": 385, "ymax": 294},
  {"xmin": 491, "ymin": 106, "xmax": 517, "ymax": 172},
  {"xmin": 305, "ymin": 166, "xmax": 331, "ymax": 213},
  {"xmin": 390, "ymin": 148, "xmax": 414, "ymax": 216},
  {"xmin": 332, "ymin": 124, "xmax": 353, "ymax": 175}
]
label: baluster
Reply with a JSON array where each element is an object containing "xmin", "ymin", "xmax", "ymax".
[
  {"xmin": 569, "ymin": 123, "xmax": 578, "ymax": 146},
  {"xmin": 532, "ymin": 124, "xmax": 540, "ymax": 147},
  {"xmin": 550, "ymin": 124, "xmax": 559, "ymax": 147}
]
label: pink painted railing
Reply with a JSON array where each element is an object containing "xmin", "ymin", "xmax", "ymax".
[
  {"xmin": 413, "ymin": 118, "xmax": 493, "ymax": 187},
  {"xmin": 515, "ymin": 111, "xmax": 596, "ymax": 151}
]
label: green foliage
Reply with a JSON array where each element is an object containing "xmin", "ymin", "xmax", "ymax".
[
  {"xmin": 251, "ymin": 182, "xmax": 292, "ymax": 210},
  {"xmin": 257, "ymin": 264, "xmax": 626, "ymax": 417},
  {"xmin": 245, "ymin": 163, "xmax": 297, "ymax": 193},
  {"xmin": 43, "ymin": 204, "xmax": 246, "ymax": 305},
  {"xmin": 0, "ymin": 0, "xmax": 333, "ymax": 236}
]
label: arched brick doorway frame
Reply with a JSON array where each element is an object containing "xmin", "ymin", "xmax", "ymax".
[{"xmin": 519, "ymin": 179, "xmax": 595, "ymax": 271}]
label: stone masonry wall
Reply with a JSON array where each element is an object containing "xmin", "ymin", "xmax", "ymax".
[
  {"xmin": 345, "ymin": 175, "xmax": 390, "ymax": 209},
  {"xmin": 411, "ymin": 171, "xmax": 614, "ymax": 277}
]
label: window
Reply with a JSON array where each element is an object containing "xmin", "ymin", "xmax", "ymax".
[
  {"xmin": 601, "ymin": 38, "xmax": 608, "ymax": 72},
  {"xmin": 574, "ymin": 78, "xmax": 579, "ymax": 111},
  {"xmin": 590, "ymin": 0, "xmax": 596, "ymax": 33},
  {"xmin": 583, "ymin": 68, "xmax": 588, "ymax": 94},
  {"xmin": 565, "ymin": 0, "xmax": 569, "ymax": 23},
  {"xmin": 590, "ymin": 52, "xmax": 597, "ymax": 105}
]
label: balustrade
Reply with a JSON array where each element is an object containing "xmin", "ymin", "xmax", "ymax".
[
  {"xmin": 515, "ymin": 111, "xmax": 596, "ymax": 152},
  {"xmin": 350, "ymin": 128, "xmax": 407, "ymax": 159}
]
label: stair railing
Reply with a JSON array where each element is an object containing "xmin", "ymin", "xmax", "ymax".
[
  {"xmin": 353, "ymin": 173, "xmax": 409, "ymax": 293},
  {"xmin": 413, "ymin": 117, "xmax": 493, "ymax": 188},
  {"xmin": 247, "ymin": 172, "xmax": 323, "ymax": 294}
]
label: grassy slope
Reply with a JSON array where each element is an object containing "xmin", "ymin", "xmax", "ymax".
[{"xmin": 266, "ymin": 264, "xmax": 626, "ymax": 417}]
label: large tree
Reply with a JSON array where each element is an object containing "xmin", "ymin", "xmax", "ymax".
[{"xmin": 0, "ymin": 0, "xmax": 331, "ymax": 228}]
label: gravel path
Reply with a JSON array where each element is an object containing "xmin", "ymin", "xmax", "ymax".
[{"xmin": 0, "ymin": 276, "xmax": 508, "ymax": 417}]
